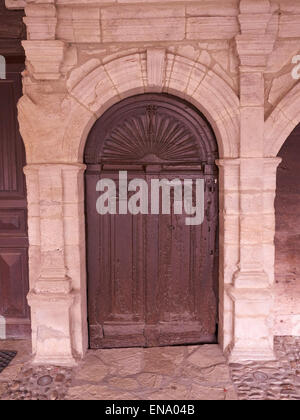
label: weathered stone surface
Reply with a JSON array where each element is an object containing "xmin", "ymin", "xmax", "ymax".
[
  {"xmin": 186, "ymin": 1, "xmax": 239, "ymax": 17},
  {"xmin": 279, "ymin": 15, "xmax": 300, "ymax": 38},
  {"xmin": 101, "ymin": 5, "xmax": 185, "ymax": 42},
  {"xmin": 268, "ymin": 72, "xmax": 297, "ymax": 106}
]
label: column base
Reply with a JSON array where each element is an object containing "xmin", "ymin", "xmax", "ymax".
[
  {"xmin": 28, "ymin": 290, "xmax": 76, "ymax": 366},
  {"xmin": 31, "ymin": 354, "xmax": 77, "ymax": 367},
  {"xmin": 226, "ymin": 285, "xmax": 276, "ymax": 362}
]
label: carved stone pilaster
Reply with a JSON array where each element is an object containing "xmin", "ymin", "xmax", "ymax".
[{"xmin": 24, "ymin": 163, "xmax": 87, "ymax": 365}]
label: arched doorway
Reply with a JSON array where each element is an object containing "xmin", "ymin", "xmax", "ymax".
[
  {"xmin": 0, "ymin": 56, "xmax": 30, "ymax": 339},
  {"xmin": 275, "ymin": 123, "xmax": 300, "ymax": 324},
  {"xmin": 84, "ymin": 94, "xmax": 219, "ymax": 349}
]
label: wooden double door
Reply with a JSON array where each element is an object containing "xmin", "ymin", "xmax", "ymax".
[
  {"xmin": 0, "ymin": 58, "xmax": 30, "ymax": 338},
  {"xmin": 85, "ymin": 94, "xmax": 219, "ymax": 348}
]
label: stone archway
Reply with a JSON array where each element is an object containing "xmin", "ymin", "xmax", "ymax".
[
  {"xmin": 18, "ymin": 52, "xmax": 241, "ymax": 365},
  {"xmin": 65, "ymin": 52, "xmax": 240, "ymax": 162}
]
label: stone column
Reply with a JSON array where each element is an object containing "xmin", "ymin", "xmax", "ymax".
[
  {"xmin": 24, "ymin": 164, "xmax": 87, "ymax": 366},
  {"xmin": 227, "ymin": 0, "xmax": 278, "ymax": 361},
  {"xmin": 217, "ymin": 159, "xmax": 240, "ymax": 352},
  {"xmin": 227, "ymin": 157, "xmax": 282, "ymax": 361}
]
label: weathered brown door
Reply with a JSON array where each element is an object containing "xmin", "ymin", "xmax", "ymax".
[
  {"xmin": 85, "ymin": 94, "xmax": 219, "ymax": 348},
  {"xmin": 0, "ymin": 58, "xmax": 30, "ymax": 338}
]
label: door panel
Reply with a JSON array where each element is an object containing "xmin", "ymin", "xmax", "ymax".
[
  {"xmin": 0, "ymin": 60, "xmax": 30, "ymax": 338},
  {"xmin": 85, "ymin": 94, "xmax": 219, "ymax": 349}
]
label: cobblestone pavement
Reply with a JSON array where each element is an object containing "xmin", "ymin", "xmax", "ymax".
[
  {"xmin": 0, "ymin": 337, "xmax": 299, "ymax": 400},
  {"xmin": 229, "ymin": 337, "xmax": 300, "ymax": 400},
  {"xmin": 0, "ymin": 340, "xmax": 73, "ymax": 400}
]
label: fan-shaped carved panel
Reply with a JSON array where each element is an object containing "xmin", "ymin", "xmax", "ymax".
[
  {"xmin": 102, "ymin": 106, "xmax": 199, "ymax": 163},
  {"xmin": 85, "ymin": 94, "xmax": 218, "ymax": 165}
]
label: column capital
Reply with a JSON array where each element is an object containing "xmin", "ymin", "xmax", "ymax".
[
  {"xmin": 236, "ymin": 0, "xmax": 276, "ymax": 69},
  {"xmin": 216, "ymin": 157, "xmax": 282, "ymax": 166},
  {"xmin": 22, "ymin": 40, "xmax": 67, "ymax": 80},
  {"xmin": 24, "ymin": 163, "xmax": 87, "ymax": 173},
  {"xmin": 236, "ymin": 35, "xmax": 276, "ymax": 68}
]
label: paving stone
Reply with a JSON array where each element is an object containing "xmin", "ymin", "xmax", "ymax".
[
  {"xmin": 98, "ymin": 348, "xmax": 144, "ymax": 376},
  {"xmin": 143, "ymin": 346, "xmax": 185, "ymax": 375},
  {"xmin": 108, "ymin": 377, "xmax": 139, "ymax": 391},
  {"xmin": 137, "ymin": 373, "xmax": 164, "ymax": 389},
  {"xmin": 148, "ymin": 383, "xmax": 191, "ymax": 400},
  {"xmin": 190, "ymin": 384, "xmax": 227, "ymax": 400},
  {"xmin": 76, "ymin": 357, "xmax": 109, "ymax": 382},
  {"xmin": 201, "ymin": 364, "xmax": 232, "ymax": 384},
  {"xmin": 187, "ymin": 344, "xmax": 225, "ymax": 368},
  {"xmin": 1, "ymin": 337, "xmax": 300, "ymax": 400}
]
